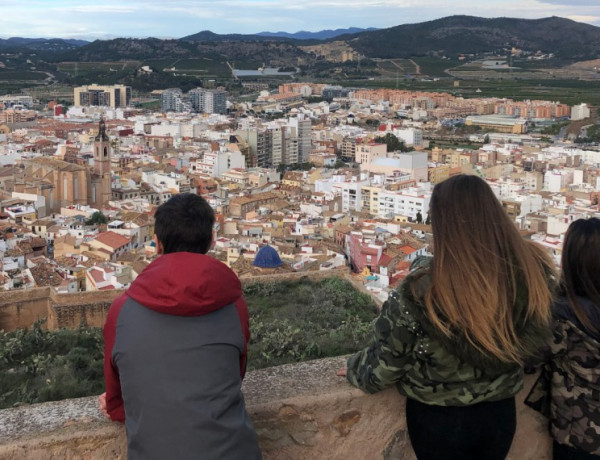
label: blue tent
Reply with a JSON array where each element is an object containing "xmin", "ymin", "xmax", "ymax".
[{"xmin": 253, "ymin": 245, "xmax": 283, "ymax": 268}]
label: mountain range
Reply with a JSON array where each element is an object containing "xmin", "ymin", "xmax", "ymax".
[
  {"xmin": 2, "ymin": 15, "xmax": 600, "ymax": 93},
  {"xmin": 1, "ymin": 16, "xmax": 600, "ymax": 61},
  {"xmin": 256, "ymin": 28, "xmax": 378, "ymax": 40}
]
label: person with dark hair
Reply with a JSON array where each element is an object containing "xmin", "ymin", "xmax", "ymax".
[
  {"xmin": 526, "ymin": 217, "xmax": 600, "ymax": 459},
  {"xmin": 340, "ymin": 174, "xmax": 555, "ymax": 459},
  {"xmin": 99, "ymin": 193, "xmax": 262, "ymax": 460}
]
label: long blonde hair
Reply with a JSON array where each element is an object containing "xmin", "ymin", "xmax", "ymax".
[{"xmin": 424, "ymin": 175, "xmax": 554, "ymax": 364}]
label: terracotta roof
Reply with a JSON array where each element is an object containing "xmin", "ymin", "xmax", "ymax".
[
  {"xmin": 94, "ymin": 231, "xmax": 130, "ymax": 249},
  {"xmin": 378, "ymin": 254, "xmax": 392, "ymax": 266},
  {"xmin": 89, "ymin": 268, "xmax": 104, "ymax": 283},
  {"xmin": 400, "ymin": 245, "xmax": 417, "ymax": 254}
]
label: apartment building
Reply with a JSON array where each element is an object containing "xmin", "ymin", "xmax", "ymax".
[
  {"xmin": 377, "ymin": 187, "xmax": 431, "ymax": 221},
  {"xmin": 355, "ymin": 143, "xmax": 386, "ymax": 165},
  {"xmin": 74, "ymin": 84, "xmax": 131, "ymax": 108},
  {"xmin": 189, "ymin": 88, "xmax": 228, "ymax": 114}
]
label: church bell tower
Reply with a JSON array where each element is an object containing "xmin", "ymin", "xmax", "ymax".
[
  {"xmin": 91, "ymin": 117, "xmax": 112, "ymax": 207},
  {"xmin": 94, "ymin": 117, "xmax": 111, "ymax": 177}
]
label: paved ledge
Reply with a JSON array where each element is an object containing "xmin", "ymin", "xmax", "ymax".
[{"xmin": 0, "ymin": 357, "xmax": 551, "ymax": 459}]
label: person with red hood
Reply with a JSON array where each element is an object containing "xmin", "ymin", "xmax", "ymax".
[{"xmin": 98, "ymin": 193, "xmax": 262, "ymax": 460}]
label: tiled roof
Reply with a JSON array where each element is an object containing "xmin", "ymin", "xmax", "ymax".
[
  {"xmin": 94, "ymin": 231, "xmax": 130, "ymax": 249},
  {"xmin": 89, "ymin": 268, "xmax": 104, "ymax": 283}
]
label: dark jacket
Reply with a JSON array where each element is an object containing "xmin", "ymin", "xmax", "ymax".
[
  {"xmin": 347, "ymin": 256, "xmax": 551, "ymax": 406},
  {"xmin": 103, "ymin": 252, "xmax": 262, "ymax": 460},
  {"xmin": 526, "ymin": 296, "xmax": 600, "ymax": 455}
]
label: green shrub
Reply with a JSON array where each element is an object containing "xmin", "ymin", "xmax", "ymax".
[
  {"xmin": 0, "ymin": 277, "xmax": 378, "ymax": 407},
  {"xmin": 244, "ymin": 277, "xmax": 377, "ymax": 370}
]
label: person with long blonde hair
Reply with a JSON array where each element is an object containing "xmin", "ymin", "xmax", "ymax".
[{"xmin": 341, "ymin": 174, "xmax": 555, "ymax": 459}]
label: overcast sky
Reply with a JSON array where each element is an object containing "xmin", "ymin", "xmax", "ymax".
[{"xmin": 0, "ymin": 0, "xmax": 599, "ymax": 40}]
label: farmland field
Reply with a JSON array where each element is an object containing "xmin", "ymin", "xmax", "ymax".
[
  {"xmin": 57, "ymin": 61, "xmax": 140, "ymax": 78},
  {"xmin": 0, "ymin": 70, "xmax": 48, "ymax": 81}
]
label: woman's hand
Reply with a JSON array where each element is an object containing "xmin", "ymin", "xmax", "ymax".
[{"xmin": 336, "ymin": 366, "xmax": 347, "ymax": 377}]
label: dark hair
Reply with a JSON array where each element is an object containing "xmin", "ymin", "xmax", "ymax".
[
  {"xmin": 423, "ymin": 174, "xmax": 554, "ymax": 363},
  {"xmin": 154, "ymin": 193, "xmax": 215, "ymax": 254},
  {"xmin": 561, "ymin": 217, "xmax": 600, "ymax": 332}
]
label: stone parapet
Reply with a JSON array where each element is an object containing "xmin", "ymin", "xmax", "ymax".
[{"xmin": 0, "ymin": 357, "xmax": 551, "ymax": 459}]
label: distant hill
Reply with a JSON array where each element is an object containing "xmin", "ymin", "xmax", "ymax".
[
  {"xmin": 180, "ymin": 31, "xmax": 273, "ymax": 42},
  {"xmin": 6, "ymin": 15, "xmax": 600, "ymax": 89},
  {"xmin": 342, "ymin": 15, "xmax": 600, "ymax": 59},
  {"xmin": 0, "ymin": 37, "xmax": 88, "ymax": 51},
  {"xmin": 51, "ymin": 36, "xmax": 308, "ymax": 66},
  {"xmin": 256, "ymin": 27, "xmax": 377, "ymax": 40},
  {"xmin": 6, "ymin": 16, "xmax": 600, "ymax": 62}
]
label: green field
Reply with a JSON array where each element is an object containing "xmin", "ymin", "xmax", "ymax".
[
  {"xmin": 142, "ymin": 57, "xmax": 231, "ymax": 78},
  {"xmin": 0, "ymin": 70, "xmax": 48, "ymax": 81},
  {"xmin": 412, "ymin": 57, "xmax": 461, "ymax": 78},
  {"xmin": 376, "ymin": 59, "xmax": 418, "ymax": 77},
  {"xmin": 57, "ymin": 61, "xmax": 140, "ymax": 78}
]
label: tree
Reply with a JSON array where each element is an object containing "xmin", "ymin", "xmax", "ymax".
[
  {"xmin": 374, "ymin": 133, "xmax": 410, "ymax": 153},
  {"xmin": 416, "ymin": 211, "xmax": 423, "ymax": 224},
  {"xmin": 86, "ymin": 211, "xmax": 108, "ymax": 225}
]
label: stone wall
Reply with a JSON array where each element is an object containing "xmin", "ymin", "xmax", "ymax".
[
  {"xmin": 0, "ymin": 270, "xmax": 380, "ymax": 332},
  {"xmin": 0, "ymin": 288, "xmax": 53, "ymax": 331},
  {"xmin": 0, "ymin": 288, "xmax": 123, "ymax": 332},
  {"xmin": 0, "ymin": 357, "xmax": 552, "ymax": 460},
  {"xmin": 49, "ymin": 291, "xmax": 123, "ymax": 329}
]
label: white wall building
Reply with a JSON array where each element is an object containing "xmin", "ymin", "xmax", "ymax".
[
  {"xmin": 544, "ymin": 170, "xmax": 574, "ymax": 193},
  {"xmin": 571, "ymin": 103, "xmax": 590, "ymax": 121},
  {"xmin": 377, "ymin": 188, "xmax": 431, "ymax": 221},
  {"xmin": 393, "ymin": 127, "xmax": 423, "ymax": 147}
]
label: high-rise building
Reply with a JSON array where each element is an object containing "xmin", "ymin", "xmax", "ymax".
[
  {"xmin": 188, "ymin": 88, "xmax": 228, "ymax": 114},
  {"xmin": 74, "ymin": 84, "xmax": 131, "ymax": 108},
  {"xmin": 235, "ymin": 127, "xmax": 273, "ymax": 168},
  {"xmin": 288, "ymin": 115, "xmax": 311, "ymax": 163},
  {"xmin": 161, "ymin": 89, "xmax": 190, "ymax": 112}
]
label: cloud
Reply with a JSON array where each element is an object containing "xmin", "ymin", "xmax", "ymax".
[
  {"xmin": 537, "ymin": 0, "xmax": 600, "ymax": 5},
  {"xmin": 567, "ymin": 15, "xmax": 600, "ymax": 24},
  {"xmin": 55, "ymin": 5, "xmax": 137, "ymax": 13},
  {"xmin": 0, "ymin": 0, "xmax": 599, "ymax": 39}
]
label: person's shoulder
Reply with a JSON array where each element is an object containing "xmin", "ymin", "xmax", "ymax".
[
  {"xmin": 409, "ymin": 255, "xmax": 432, "ymax": 272},
  {"xmin": 399, "ymin": 256, "xmax": 432, "ymax": 305},
  {"xmin": 553, "ymin": 296, "xmax": 600, "ymax": 341}
]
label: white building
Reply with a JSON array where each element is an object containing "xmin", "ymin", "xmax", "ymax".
[
  {"xmin": 194, "ymin": 149, "xmax": 245, "ymax": 178},
  {"xmin": 544, "ymin": 170, "xmax": 574, "ymax": 193},
  {"xmin": 571, "ymin": 103, "xmax": 590, "ymax": 121},
  {"xmin": 393, "ymin": 127, "xmax": 423, "ymax": 147},
  {"xmin": 377, "ymin": 187, "xmax": 431, "ymax": 221},
  {"xmin": 339, "ymin": 174, "xmax": 371, "ymax": 212}
]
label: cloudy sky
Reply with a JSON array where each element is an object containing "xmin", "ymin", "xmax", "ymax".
[{"xmin": 0, "ymin": 0, "xmax": 599, "ymax": 40}]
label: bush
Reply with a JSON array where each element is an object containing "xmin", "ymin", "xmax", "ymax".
[
  {"xmin": 0, "ymin": 278, "xmax": 378, "ymax": 407},
  {"xmin": 0, "ymin": 321, "xmax": 104, "ymax": 409},
  {"xmin": 243, "ymin": 277, "xmax": 377, "ymax": 370}
]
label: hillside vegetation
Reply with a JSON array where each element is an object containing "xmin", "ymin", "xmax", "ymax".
[
  {"xmin": 0, "ymin": 277, "xmax": 377, "ymax": 409},
  {"xmin": 3, "ymin": 15, "xmax": 600, "ymax": 94}
]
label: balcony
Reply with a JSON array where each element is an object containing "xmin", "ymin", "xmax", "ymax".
[{"xmin": 0, "ymin": 357, "xmax": 551, "ymax": 459}]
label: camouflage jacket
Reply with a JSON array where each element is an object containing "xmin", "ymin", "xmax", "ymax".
[
  {"xmin": 346, "ymin": 256, "xmax": 551, "ymax": 407},
  {"xmin": 525, "ymin": 297, "xmax": 600, "ymax": 455}
]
